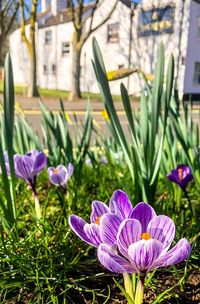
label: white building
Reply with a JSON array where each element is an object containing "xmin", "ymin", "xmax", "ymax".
[{"xmin": 9, "ymin": 0, "xmax": 200, "ymax": 98}]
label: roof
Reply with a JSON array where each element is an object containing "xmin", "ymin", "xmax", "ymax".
[
  {"xmin": 38, "ymin": 4, "xmax": 93, "ymax": 28},
  {"xmin": 37, "ymin": 0, "xmax": 132, "ymax": 28}
]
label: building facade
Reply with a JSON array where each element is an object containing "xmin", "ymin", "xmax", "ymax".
[{"xmin": 9, "ymin": 0, "xmax": 200, "ymax": 97}]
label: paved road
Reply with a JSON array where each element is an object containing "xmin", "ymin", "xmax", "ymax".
[{"xmin": 1, "ymin": 94, "xmax": 200, "ymax": 143}]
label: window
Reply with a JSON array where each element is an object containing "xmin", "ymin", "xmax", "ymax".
[
  {"xmin": 62, "ymin": 42, "xmax": 70, "ymax": 56},
  {"xmin": 107, "ymin": 23, "xmax": 119, "ymax": 43},
  {"xmin": 43, "ymin": 65, "xmax": 48, "ymax": 75},
  {"xmin": 197, "ymin": 17, "xmax": 200, "ymax": 40},
  {"xmin": 193, "ymin": 62, "xmax": 200, "ymax": 84},
  {"xmin": 138, "ymin": 6, "xmax": 174, "ymax": 37},
  {"xmin": 52, "ymin": 64, "xmax": 56, "ymax": 75},
  {"xmin": 118, "ymin": 64, "xmax": 124, "ymax": 69},
  {"xmin": 45, "ymin": 30, "xmax": 52, "ymax": 45}
]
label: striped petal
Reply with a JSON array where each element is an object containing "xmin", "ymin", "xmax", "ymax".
[
  {"xmin": 147, "ymin": 215, "xmax": 175, "ymax": 252},
  {"xmin": 68, "ymin": 215, "xmax": 95, "ymax": 247},
  {"xmin": 33, "ymin": 152, "xmax": 47, "ymax": 174},
  {"xmin": 84, "ymin": 223, "xmax": 101, "ymax": 247},
  {"xmin": 117, "ymin": 219, "xmax": 142, "ymax": 258},
  {"xmin": 130, "ymin": 202, "xmax": 156, "ymax": 233},
  {"xmin": 90, "ymin": 200, "xmax": 109, "ymax": 224},
  {"xmin": 100, "ymin": 213, "xmax": 121, "ymax": 246},
  {"xmin": 128, "ymin": 239, "xmax": 163, "ymax": 273},
  {"xmin": 109, "ymin": 189, "xmax": 132, "ymax": 219},
  {"xmin": 152, "ymin": 238, "xmax": 191, "ymax": 270},
  {"xmin": 97, "ymin": 243, "xmax": 135, "ymax": 273}
]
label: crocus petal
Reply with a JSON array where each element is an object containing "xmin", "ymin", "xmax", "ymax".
[
  {"xmin": 128, "ymin": 239, "xmax": 163, "ymax": 273},
  {"xmin": 49, "ymin": 173, "xmax": 63, "ymax": 186},
  {"xmin": 167, "ymin": 171, "xmax": 181, "ymax": 187},
  {"xmin": 152, "ymin": 238, "xmax": 191, "ymax": 270},
  {"xmin": 90, "ymin": 200, "xmax": 109, "ymax": 223},
  {"xmin": 33, "ymin": 152, "xmax": 47, "ymax": 173},
  {"xmin": 67, "ymin": 163, "xmax": 74, "ymax": 178},
  {"xmin": 84, "ymin": 223, "xmax": 101, "ymax": 247},
  {"xmin": 117, "ymin": 219, "xmax": 142, "ymax": 258},
  {"xmin": 109, "ymin": 189, "xmax": 132, "ymax": 219},
  {"xmin": 100, "ymin": 213, "xmax": 121, "ymax": 246},
  {"xmin": 97, "ymin": 243, "xmax": 135, "ymax": 273},
  {"xmin": 147, "ymin": 215, "xmax": 175, "ymax": 252},
  {"xmin": 15, "ymin": 155, "xmax": 33, "ymax": 183},
  {"xmin": 57, "ymin": 166, "xmax": 69, "ymax": 185},
  {"xmin": 130, "ymin": 202, "xmax": 156, "ymax": 233},
  {"xmin": 68, "ymin": 215, "xmax": 95, "ymax": 247}
]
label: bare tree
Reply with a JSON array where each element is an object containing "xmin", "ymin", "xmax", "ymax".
[
  {"xmin": 68, "ymin": 0, "xmax": 118, "ymax": 100},
  {"xmin": 19, "ymin": 0, "xmax": 38, "ymax": 97},
  {"xmin": 0, "ymin": 0, "xmax": 19, "ymax": 65}
]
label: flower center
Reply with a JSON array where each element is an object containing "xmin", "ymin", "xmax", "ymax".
[
  {"xmin": 178, "ymin": 168, "xmax": 183, "ymax": 181},
  {"xmin": 95, "ymin": 216, "xmax": 101, "ymax": 225},
  {"xmin": 54, "ymin": 168, "xmax": 59, "ymax": 173},
  {"xmin": 141, "ymin": 232, "xmax": 151, "ymax": 240}
]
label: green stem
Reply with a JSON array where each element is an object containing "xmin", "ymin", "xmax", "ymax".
[
  {"xmin": 123, "ymin": 272, "xmax": 134, "ymax": 300},
  {"xmin": 184, "ymin": 188, "xmax": 194, "ymax": 217},
  {"xmin": 33, "ymin": 191, "xmax": 42, "ymax": 219},
  {"xmin": 135, "ymin": 275, "xmax": 145, "ymax": 304}
]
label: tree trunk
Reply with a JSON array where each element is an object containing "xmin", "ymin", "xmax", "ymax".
[
  {"xmin": 28, "ymin": 45, "xmax": 38, "ymax": 97},
  {"xmin": 0, "ymin": 34, "xmax": 3, "ymax": 66},
  {"xmin": 28, "ymin": 20, "xmax": 38, "ymax": 97},
  {"xmin": 69, "ymin": 37, "xmax": 82, "ymax": 100}
]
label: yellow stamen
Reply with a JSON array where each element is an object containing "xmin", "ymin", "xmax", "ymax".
[
  {"xmin": 141, "ymin": 232, "xmax": 151, "ymax": 240},
  {"xmin": 54, "ymin": 168, "xmax": 59, "ymax": 173},
  {"xmin": 95, "ymin": 216, "xmax": 101, "ymax": 225},
  {"xmin": 178, "ymin": 168, "xmax": 183, "ymax": 181}
]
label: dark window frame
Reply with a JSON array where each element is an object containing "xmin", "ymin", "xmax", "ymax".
[
  {"xmin": 107, "ymin": 22, "xmax": 120, "ymax": 43},
  {"xmin": 62, "ymin": 42, "xmax": 70, "ymax": 56},
  {"xmin": 193, "ymin": 62, "xmax": 200, "ymax": 84},
  {"xmin": 45, "ymin": 30, "xmax": 52, "ymax": 45}
]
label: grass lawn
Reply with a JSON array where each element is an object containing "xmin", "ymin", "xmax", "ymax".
[{"xmin": 0, "ymin": 79, "xmax": 139, "ymax": 102}]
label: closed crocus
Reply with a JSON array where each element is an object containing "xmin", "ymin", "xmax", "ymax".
[
  {"xmin": 68, "ymin": 189, "xmax": 133, "ymax": 247},
  {"xmin": 4, "ymin": 149, "xmax": 47, "ymax": 192},
  {"xmin": 167, "ymin": 164, "xmax": 193, "ymax": 191},
  {"xmin": 4, "ymin": 150, "xmax": 47, "ymax": 219},
  {"xmin": 48, "ymin": 163, "xmax": 74, "ymax": 189}
]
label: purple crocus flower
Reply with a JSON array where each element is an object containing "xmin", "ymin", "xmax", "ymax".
[
  {"xmin": 68, "ymin": 190, "xmax": 133, "ymax": 247},
  {"xmin": 167, "ymin": 164, "xmax": 193, "ymax": 190},
  {"xmin": 4, "ymin": 150, "xmax": 47, "ymax": 192},
  {"xmin": 97, "ymin": 202, "xmax": 191, "ymax": 275},
  {"xmin": 47, "ymin": 163, "xmax": 74, "ymax": 189}
]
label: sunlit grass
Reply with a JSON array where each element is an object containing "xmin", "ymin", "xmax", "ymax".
[{"xmin": 0, "ymin": 79, "xmax": 139, "ymax": 102}]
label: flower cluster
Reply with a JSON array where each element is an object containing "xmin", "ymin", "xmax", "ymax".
[
  {"xmin": 3, "ymin": 149, "xmax": 73, "ymax": 191},
  {"xmin": 69, "ymin": 190, "xmax": 190, "ymax": 275}
]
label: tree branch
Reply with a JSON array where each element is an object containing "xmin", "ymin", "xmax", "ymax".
[
  {"xmin": 4, "ymin": 2, "xmax": 19, "ymax": 37},
  {"xmin": 80, "ymin": 0, "xmax": 118, "ymax": 48}
]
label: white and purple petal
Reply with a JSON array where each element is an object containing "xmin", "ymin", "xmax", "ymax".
[
  {"xmin": 130, "ymin": 202, "xmax": 156, "ymax": 233},
  {"xmin": 68, "ymin": 215, "xmax": 96, "ymax": 247},
  {"xmin": 15, "ymin": 155, "xmax": 34, "ymax": 184},
  {"xmin": 97, "ymin": 243, "xmax": 136, "ymax": 273},
  {"xmin": 128, "ymin": 239, "xmax": 163, "ymax": 273},
  {"xmin": 117, "ymin": 219, "xmax": 142, "ymax": 258},
  {"xmin": 84, "ymin": 223, "xmax": 101, "ymax": 247},
  {"xmin": 147, "ymin": 215, "xmax": 175, "ymax": 252},
  {"xmin": 100, "ymin": 213, "xmax": 121, "ymax": 246},
  {"xmin": 152, "ymin": 238, "xmax": 191, "ymax": 270},
  {"xmin": 67, "ymin": 163, "xmax": 74, "ymax": 178},
  {"xmin": 33, "ymin": 151, "xmax": 47, "ymax": 174},
  {"xmin": 109, "ymin": 189, "xmax": 132, "ymax": 220},
  {"xmin": 90, "ymin": 200, "xmax": 109, "ymax": 223}
]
